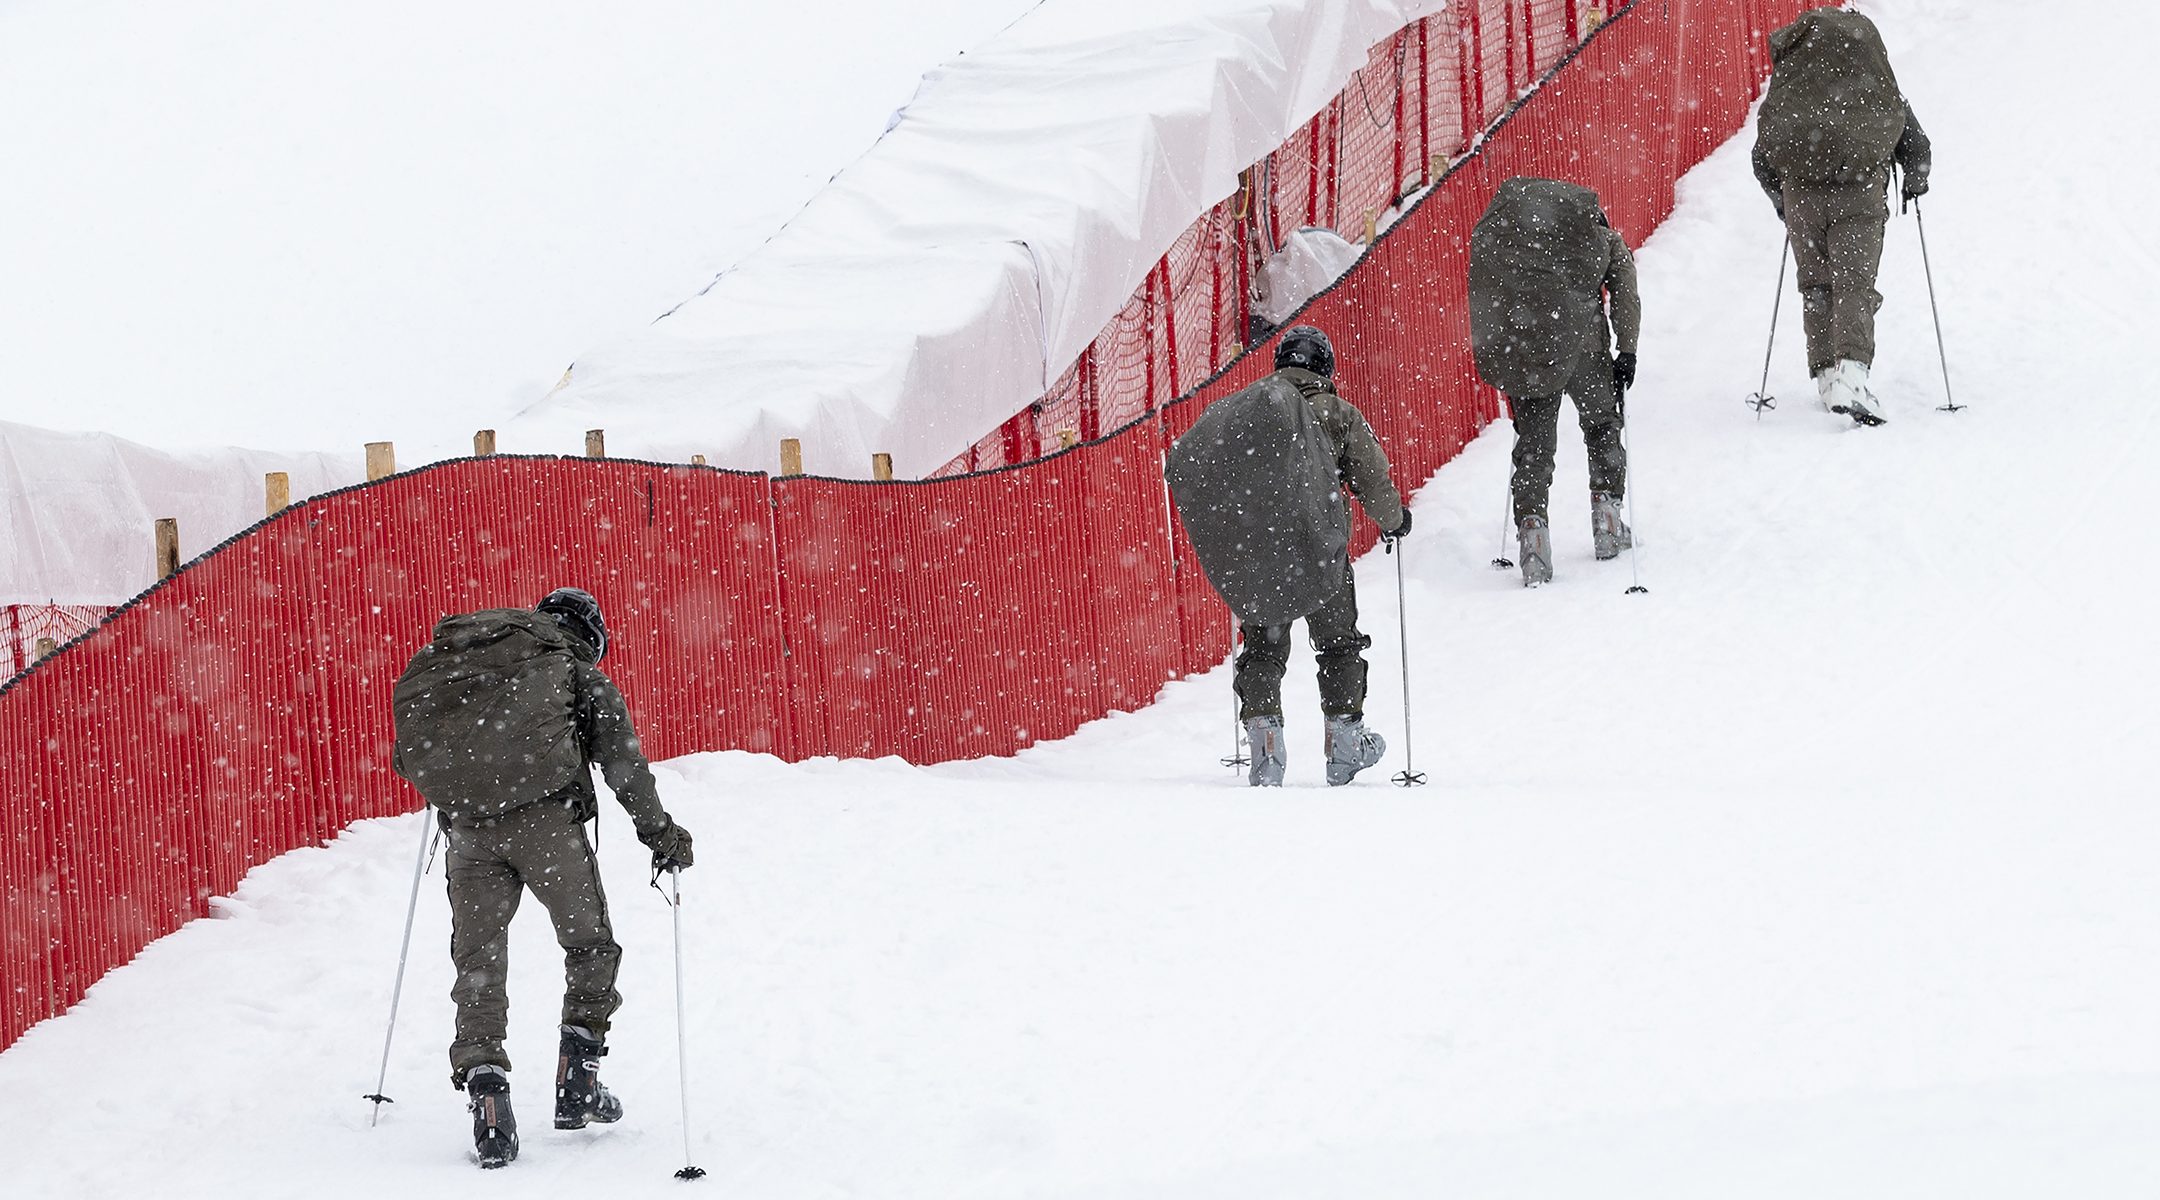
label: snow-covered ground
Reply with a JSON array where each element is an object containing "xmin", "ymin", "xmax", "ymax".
[{"xmin": 8, "ymin": 0, "xmax": 2159, "ymax": 1194}]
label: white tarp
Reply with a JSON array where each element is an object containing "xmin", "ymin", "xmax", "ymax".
[
  {"xmin": 0, "ymin": 421, "xmax": 358, "ymax": 606},
  {"xmin": 1258, "ymin": 226, "xmax": 1371, "ymax": 327},
  {"xmin": 512, "ymin": 0, "xmax": 1450, "ymax": 479}
]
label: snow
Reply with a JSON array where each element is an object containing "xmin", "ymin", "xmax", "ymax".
[{"xmin": 7, "ymin": 0, "xmax": 2160, "ymax": 1193}]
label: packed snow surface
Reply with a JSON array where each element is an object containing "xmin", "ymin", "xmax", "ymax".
[{"xmin": 7, "ymin": 0, "xmax": 2158, "ymax": 1194}]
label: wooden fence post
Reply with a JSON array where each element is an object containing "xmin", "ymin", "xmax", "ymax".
[
  {"xmin": 365, "ymin": 441, "xmax": 396, "ymax": 481},
  {"xmin": 474, "ymin": 429, "xmax": 497, "ymax": 456},
  {"xmin": 34, "ymin": 637, "xmax": 57, "ymax": 661},
  {"xmin": 155, "ymin": 518, "xmax": 180, "ymax": 578},
  {"xmin": 779, "ymin": 438, "xmax": 803, "ymax": 477},
  {"xmin": 585, "ymin": 429, "xmax": 606, "ymax": 459},
  {"xmin": 871, "ymin": 452, "xmax": 894, "ymax": 481},
  {"xmin": 265, "ymin": 471, "xmax": 290, "ymax": 515}
]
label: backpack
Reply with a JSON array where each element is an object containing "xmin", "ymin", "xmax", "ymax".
[
  {"xmin": 1756, "ymin": 10, "xmax": 1906, "ymax": 184},
  {"xmin": 391, "ymin": 609, "xmax": 588, "ymax": 822},
  {"xmin": 1468, "ymin": 177, "xmax": 1610, "ymax": 399},
  {"xmin": 1165, "ymin": 373, "xmax": 1349, "ymax": 628}
]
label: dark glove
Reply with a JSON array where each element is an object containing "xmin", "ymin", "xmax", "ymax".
[
  {"xmin": 1901, "ymin": 170, "xmax": 1929, "ymax": 203},
  {"xmin": 1613, "ymin": 352, "xmax": 1637, "ymax": 392},
  {"xmin": 643, "ymin": 820, "xmax": 695, "ymax": 870},
  {"xmin": 1382, "ymin": 509, "xmax": 1412, "ymax": 545}
]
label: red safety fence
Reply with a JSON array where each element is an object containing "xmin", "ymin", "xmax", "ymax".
[
  {"xmin": 939, "ymin": 0, "xmax": 1753, "ymax": 477},
  {"xmin": 1, "ymin": 0, "xmax": 1808, "ymax": 1052},
  {"xmin": 2, "ymin": 606, "xmax": 111, "ymax": 683}
]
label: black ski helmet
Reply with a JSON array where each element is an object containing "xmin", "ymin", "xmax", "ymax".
[
  {"xmin": 536, "ymin": 586, "xmax": 608, "ymax": 659},
  {"xmin": 1274, "ymin": 324, "xmax": 1335, "ymax": 379}
]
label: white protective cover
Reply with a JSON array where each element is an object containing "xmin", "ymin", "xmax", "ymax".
[
  {"xmin": 1258, "ymin": 226, "xmax": 1371, "ymax": 328},
  {"xmin": 0, "ymin": 421, "xmax": 358, "ymax": 606},
  {"xmin": 510, "ymin": 0, "xmax": 1450, "ymax": 478}
]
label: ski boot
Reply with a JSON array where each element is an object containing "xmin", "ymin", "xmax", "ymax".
[
  {"xmin": 1812, "ymin": 367, "xmax": 1837, "ymax": 413},
  {"xmin": 1243, "ymin": 715, "xmax": 1286, "ymax": 787},
  {"xmin": 465, "ymin": 1065, "xmax": 518, "ymax": 1169},
  {"xmin": 1591, "ymin": 492, "xmax": 1633, "ymax": 561},
  {"xmin": 555, "ymin": 1024, "xmax": 624, "ymax": 1130},
  {"xmin": 1323, "ymin": 716, "xmax": 1386, "ymax": 787},
  {"xmin": 1826, "ymin": 359, "xmax": 1886, "ymax": 426},
  {"xmin": 1517, "ymin": 515, "xmax": 1553, "ymax": 587}
]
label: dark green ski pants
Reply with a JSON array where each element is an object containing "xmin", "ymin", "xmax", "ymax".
[
  {"xmin": 1782, "ymin": 175, "xmax": 1889, "ymax": 373},
  {"xmin": 1234, "ymin": 567, "xmax": 1370, "ymax": 720},
  {"xmin": 1509, "ymin": 347, "xmax": 1625, "ymax": 526},
  {"xmin": 445, "ymin": 800, "xmax": 621, "ymax": 1086}
]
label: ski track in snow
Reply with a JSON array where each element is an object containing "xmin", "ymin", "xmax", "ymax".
[{"xmin": 8, "ymin": 1, "xmax": 2160, "ymax": 1194}]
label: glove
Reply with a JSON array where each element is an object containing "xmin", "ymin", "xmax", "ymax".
[
  {"xmin": 643, "ymin": 820, "xmax": 695, "ymax": 870},
  {"xmin": 1382, "ymin": 509, "xmax": 1413, "ymax": 545},
  {"xmin": 1901, "ymin": 171, "xmax": 1929, "ymax": 203},
  {"xmin": 1613, "ymin": 352, "xmax": 1637, "ymax": 392}
]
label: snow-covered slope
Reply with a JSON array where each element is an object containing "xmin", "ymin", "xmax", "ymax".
[{"xmin": 7, "ymin": 0, "xmax": 2157, "ymax": 1194}]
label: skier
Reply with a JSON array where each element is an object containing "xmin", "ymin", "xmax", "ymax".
[
  {"xmin": 1468, "ymin": 176, "xmax": 1641, "ymax": 587},
  {"xmin": 1751, "ymin": 6, "xmax": 1931, "ymax": 426},
  {"xmin": 1165, "ymin": 325, "xmax": 1410, "ymax": 787},
  {"xmin": 391, "ymin": 587, "xmax": 696, "ymax": 1169}
]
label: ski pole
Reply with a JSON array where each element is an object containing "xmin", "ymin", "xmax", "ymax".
[
  {"xmin": 1221, "ymin": 615, "xmax": 1248, "ymax": 769},
  {"xmin": 668, "ymin": 866, "xmax": 707, "ymax": 1181},
  {"xmin": 1748, "ymin": 243, "xmax": 1789, "ymax": 418},
  {"xmin": 364, "ymin": 811, "xmax": 439, "ymax": 1126},
  {"xmin": 1492, "ymin": 390, "xmax": 1517, "ymax": 570},
  {"xmin": 1913, "ymin": 200, "xmax": 1964, "ymax": 413},
  {"xmin": 1489, "ymin": 482, "xmax": 1515, "ymax": 571},
  {"xmin": 1389, "ymin": 542, "xmax": 1427, "ymax": 787},
  {"xmin": 1619, "ymin": 389, "xmax": 1648, "ymax": 596}
]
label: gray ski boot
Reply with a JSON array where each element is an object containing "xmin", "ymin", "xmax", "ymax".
[
  {"xmin": 1323, "ymin": 716, "xmax": 1386, "ymax": 787},
  {"xmin": 1517, "ymin": 515, "xmax": 1553, "ymax": 587},
  {"xmin": 465, "ymin": 1065, "xmax": 518, "ymax": 1169},
  {"xmin": 1243, "ymin": 715, "xmax": 1286, "ymax": 787},
  {"xmin": 1591, "ymin": 492, "xmax": 1633, "ymax": 561}
]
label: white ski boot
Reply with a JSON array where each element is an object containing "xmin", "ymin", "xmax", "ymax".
[
  {"xmin": 1323, "ymin": 716, "xmax": 1386, "ymax": 787},
  {"xmin": 1591, "ymin": 491, "xmax": 1633, "ymax": 561},
  {"xmin": 1517, "ymin": 515, "xmax": 1553, "ymax": 587},
  {"xmin": 1826, "ymin": 358, "xmax": 1885, "ymax": 426},
  {"xmin": 1813, "ymin": 367, "xmax": 1837, "ymax": 412},
  {"xmin": 1243, "ymin": 715, "xmax": 1286, "ymax": 787}
]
